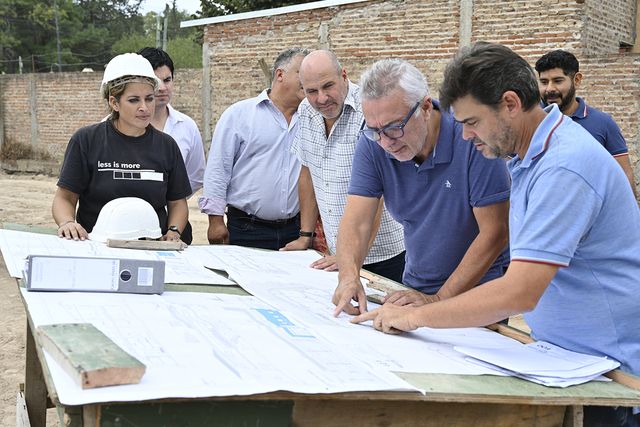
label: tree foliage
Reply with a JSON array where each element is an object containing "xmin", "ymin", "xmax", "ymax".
[
  {"xmin": 199, "ymin": 0, "xmax": 316, "ymax": 17},
  {"xmin": 0, "ymin": 0, "xmax": 201, "ymax": 73}
]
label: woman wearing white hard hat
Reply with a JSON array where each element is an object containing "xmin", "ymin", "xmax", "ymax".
[{"xmin": 52, "ymin": 53, "xmax": 192, "ymax": 243}]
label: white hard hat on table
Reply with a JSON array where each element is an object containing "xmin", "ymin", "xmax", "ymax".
[
  {"xmin": 88, "ymin": 197, "xmax": 162, "ymax": 243},
  {"xmin": 100, "ymin": 53, "xmax": 161, "ymax": 98}
]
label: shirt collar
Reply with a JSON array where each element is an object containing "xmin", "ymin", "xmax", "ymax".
[
  {"xmin": 343, "ymin": 81, "xmax": 360, "ymax": 114},
  {"xmin": 517, "ymin": 103, "xmax": 564, "ymax": 168},
  {"xmin": 166, "ymin": 104, "xmax": 182, "ymax": 126},
  {"xmin": 255, "ymin": 88, "xmax": 271, "ymax": 106},
  {"xmin": 570, "ymin": 97, "xmax": 588, "ymax": 119},
  {"xmin": 431, "ymin": 100, "xmax": 454, "ymax": 166}
]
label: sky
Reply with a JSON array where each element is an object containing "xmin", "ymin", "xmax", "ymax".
[{"xmin": 139, "ymin": 0, "xmax": 202, "ymax": 15}]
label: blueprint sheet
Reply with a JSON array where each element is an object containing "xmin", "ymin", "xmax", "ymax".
[
  {"xmin": 187, "ymin": 245, "xmax": 514, "ymax": 376},
  {"xmin": 22, "ymin": 290, "xmax": 417, "ymax": 405},
  {"xmin": 0, "ymin": 229, "xmax": 233, "ymax": 285}
]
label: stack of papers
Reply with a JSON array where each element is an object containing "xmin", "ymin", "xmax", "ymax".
[{"xmin": 456, "ymin": 340, "xmax": 620, "ymax": 387}]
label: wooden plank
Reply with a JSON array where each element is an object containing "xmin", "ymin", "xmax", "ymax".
[
  {"xmin": 1, "ymin": 222, "xmax": 57, "ymax": 235},
  {"xmin": 16, "ymin": 389, "xmax": 32, "ymax": 427},
  {"xmin": 395, "ymin": 372, "xmax": 640, "ymax": 406},
  {"xmin": 487, "ymin": 323, "xmax": 534, "ymax": 344},
  {"xmin": 563, "ymin": 405, "xmax": 583, "ymax": 427},
  {"xmin": 96, "ymin": 400, "xmax": 293, "ymax": 426},
  {"xmin": 292, "ymin": 400, "xmax": 565, "ymax": 427},
  {"xmin": 360, "ymin": 269, "xmax": 407, "ymax": 294},
  {"xmin": 36, "ymin": 323, "xmax": 145, "ymax": 389},
  {"xmin": 604, "ymin": 369, "xmax": 640, "ymax": 391},
  {"xmin": 24, "ymin": 321, "xmax": 48, "ymax": 427},
  {"xmin": 107, "ymin": 239, "xmax": 186, "ymax": 251}
]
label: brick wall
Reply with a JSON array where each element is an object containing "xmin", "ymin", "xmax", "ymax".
[
  {"xmin": 201, "ymin": 0, "xmax": 640, "ymax": 186},
  {"xmin": 579, "ymin": 54, "xmax": 640, "ymax": 177},
  {"xmin": 0, "ymin": 69, "xmax": 203, "ymax": 162},
  {"xmin": 583, "ymin": 0, "xmax": 637, "ymax": 54}
]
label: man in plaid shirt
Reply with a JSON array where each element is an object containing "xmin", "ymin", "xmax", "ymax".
[{"xmin": 283, "ymin": 50, "xmax": 406, "ymax": 283}]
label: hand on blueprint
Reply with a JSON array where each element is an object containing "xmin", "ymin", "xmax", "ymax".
[
  {"xmin": 384, "ymin": 289, "xmax": 440, "ymax": 307},
  {"xmin": 351, "ymin": 303, "xmax": 418, "ymax": 334},
  {"xmin": 310, "ymin": 254, "xmax": 338, "ymax": 271},
  {"xmin": 279, "ymin": 236, "xmax": 312, "ymax": 251},
  {"xmin": 333, "ymin": 278, "xmax": 367, "ymax": 316},
  {"xmin": 57, "ymin": 221, "xmax": 88, "ymax": 241}
]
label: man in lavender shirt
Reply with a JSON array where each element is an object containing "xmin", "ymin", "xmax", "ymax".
[{"xmin": 199, "ymin": 48, "xmax": 309, "ymax": 250}]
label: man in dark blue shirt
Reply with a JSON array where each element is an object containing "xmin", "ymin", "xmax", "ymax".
[
  {"xmin": 535, "ymin": 50, "xmax": 636, "ymax": 197},
  {"xmin": 333, "ymin": 59, "xmax": 510, "ymax": 316}
]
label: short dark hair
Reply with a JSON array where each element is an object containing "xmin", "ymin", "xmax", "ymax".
[
  {"xmin": 534, "ymin": 49, "xmax": 579, "ymax": 77},
  {"xmin": 439, "ymin": 42, "xmax": 540, "ymax": 112},
  {"xmin": 138, "ymin": 47, "xmax": 174, "ymax": 76}
]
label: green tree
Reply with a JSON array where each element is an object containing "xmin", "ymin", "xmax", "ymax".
[
  {"xmin": 165, "ymin": 36, "xmax": 202, "ymax": 69},
  {"xmin": 111, "ymin": 33, "xmax": 154, "ymax": 57},
  {"xmin": 0, "ymin": 0, "xmax": 145, "ymax": 73},
  {"xmin": 0, "ymin": 0, "xmax": 201, "ymax": 73},
  {"xmin": 199, "ymin": 0, "xmax": 316, "ymax": 17},
  {"xmin": 0, "ymin": 0, "xmax": 21, "ymax": 72}
]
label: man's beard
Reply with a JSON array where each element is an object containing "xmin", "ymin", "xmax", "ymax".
[
  {"xmin": 475, "ymin": 123, "xmax": 516, "ymax": 160},
  {"xmin": 543, "ymin": 83, "xmax": 576, "ymax": 113}
]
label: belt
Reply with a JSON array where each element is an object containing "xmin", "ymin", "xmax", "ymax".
[{"xmin": 227, "ymin": 206, "xmax": 299, "ymax": 226}]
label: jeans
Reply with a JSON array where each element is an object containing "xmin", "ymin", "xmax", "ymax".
[
  {"xmin": 363, "ymin": 251, "xmax": 406, "ymax": 283},
  {"xmin": 584, "ymin": 406, "xmax": 640, "ymax": 427},
  {"xmin": 227, "ymin": 209, "xmax": 300, "ymax": 251}
]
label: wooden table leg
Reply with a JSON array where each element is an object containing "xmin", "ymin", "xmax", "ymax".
[
  {"xmin": 24, "ymin": 320, "xmax": 48, "ymax": 427},
  {"xmin": 563, "ymin": 405, "xmax": 584, "ymax": 427}
]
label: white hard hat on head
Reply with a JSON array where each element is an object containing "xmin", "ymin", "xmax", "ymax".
[
  {"xmin": 89, "ymin": 197, "xmax": 162, "ymax": 243},
  {"xmin": 100, "ymin": 53, "xmax": 161, "ymax": 98}
]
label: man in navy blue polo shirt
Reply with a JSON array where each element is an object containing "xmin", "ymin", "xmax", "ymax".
[
  {"xmin": 332, "ymin": 58, "xmax": 510, "ymax": 316},
  {"xmin": 535, "ymin": 50, "xmax": 636, "ymax": 197}
]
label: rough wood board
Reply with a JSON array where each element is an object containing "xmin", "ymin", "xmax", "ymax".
[
  {"xmin": 292, "ymin": 400, "xmax": 565, "ymax": 427},
  {"xmin": 107, "ymin": 239, "xmax": 185, "ymax": 251},
  {"xmin": 36, "ymin": 323, "xmax": 145, "ymax": 389},
  {"xmin": 395, "ymin": 372, "xmax": 640, "ymax": 406},
  {"xmin": 16, "ymin": 391, "xmax": 31, "ymax": 427},
  {"xmin": 360, "ymin": 269, "xmax": 407, "ymax": 294}
]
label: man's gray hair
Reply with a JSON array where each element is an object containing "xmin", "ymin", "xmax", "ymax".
[
  {"xmin": 272, "ymin": 47, "xmax": 310, "ymax": 80},
  {"xmin": 359, "ymin": 58, "xmax": 429, "ymax": 107}
]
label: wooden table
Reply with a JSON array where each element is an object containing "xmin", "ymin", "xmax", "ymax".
[
  {"xmin": 4, "ymin": 224, "xmax": 638, "ymax": 427},
  {"xmin": 18, "ymin": 282, "xmax": 640, "ymax": 427}
]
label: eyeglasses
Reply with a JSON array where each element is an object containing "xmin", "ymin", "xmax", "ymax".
[{"xmin": 360, "ymin": 101, "xmax": 421, "ymax": 142}]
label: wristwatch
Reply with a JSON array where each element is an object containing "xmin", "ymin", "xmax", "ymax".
[{"xmin": 168, "ymin": 225, "xmax": 181, "ymax": 236}]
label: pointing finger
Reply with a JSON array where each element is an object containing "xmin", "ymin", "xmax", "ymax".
[{"xmin": 351, "ymin": 308, "xmax": 379, "ymax": 324}]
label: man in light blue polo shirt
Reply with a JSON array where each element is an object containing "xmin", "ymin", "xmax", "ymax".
[
  {"xmin": 333, "ymin": 58, "xmax": 510, "ymax": 316},
  {"xmin": 354, "ymin": 42, "xmax": 640, "ymax": 426},
  {"xmin": 535, "ymin": 49, "xmax": 636, "ymax": 197}
]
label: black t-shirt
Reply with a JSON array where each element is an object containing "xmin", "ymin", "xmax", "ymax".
[{"xmin": 57, "ymin": 120, "xmax": 192, "ymax": 234}]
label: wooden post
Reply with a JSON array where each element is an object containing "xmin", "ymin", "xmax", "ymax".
[
  {"xmin": 202, "ymin": 42, "xmax": 212, "ymax": 149},
  {"xmin": 258, "ymin": 58, "xmax": 272, "ymax": 89},
  {"xmin": 24, "ymin": 321, "xmax": 48, "ymax": 427},
  {"xmin": 633, "ymin": 0, "xmax": 640, "ymax": 53},
  {"xmin": 0, "ymin": 77, "xmax": 4, "ymax": 151},
  {"xmin": 459, "ymin": 0, "xmax": 473, "ymax": 47}
]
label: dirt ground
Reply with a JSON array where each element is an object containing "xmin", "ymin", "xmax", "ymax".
[{"xmin": 0, "ymin": 172, "xmax": 210, "ymax": 426}]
